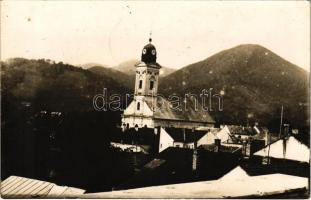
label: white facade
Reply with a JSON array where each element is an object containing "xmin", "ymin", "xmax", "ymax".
[
  {"xmin": 122, "ymin": 60, "xmax": 161, "ymax": 129},
  {"xmin": 197, "ymin": 133, "xmax": 214, "ymax": 146},
  {"xmin": 254, "ymin": 136, "xmax": 310, "ymax": 163},
  {"xmin": 134, "ymin": 63, "xmax": 160, "ymax": 96},
  {"xmin": 158, "ymin": 128, "xmax": 174, "ymax": 152},
  {"xmin": 158, "ymin": 128, "xmax": 214, "ymax": 152}
]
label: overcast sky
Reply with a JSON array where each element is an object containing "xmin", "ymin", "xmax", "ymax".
[{"xmin": 1, "ymin": 1, "xmax": 310, "ymax": 71}]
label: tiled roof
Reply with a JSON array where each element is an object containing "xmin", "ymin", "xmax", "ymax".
[
  {"xmin": 164, "ymin": 128, "xmax": 207, "ymax": 143},
  {"xmin": 227, "ymin": 125, "xmax": 258, "ymax": 136},
  {"xmin": 200, "ymin": 144, "xmax": 241, "ymax": 154},
  {"xmin": 145, "ymin": 96, "xmax": 215, "ymax": 124},
  {"xmin": 0, "ymin": 176, "xmax": 85, "ymax": 198}
]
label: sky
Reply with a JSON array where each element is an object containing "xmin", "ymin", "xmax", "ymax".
[{"xmin": 1, "ymin": 1, "xmax": 310, "ymax": 71}]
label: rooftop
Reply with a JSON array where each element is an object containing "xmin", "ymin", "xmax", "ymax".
[
  {"xmin": 0, "ymin": 176, "xmax": 85, "ymax": 198},
  {"xmin": 83, "ymin": 173, "xmax": 308, "ymax": 198},
  {"xmin": 145, "ymin": 96, "xmax": 215, "ymax": 124},
  {"xmin": 164, "ymin": 128, "xmax": 207, "ymax": 143}
]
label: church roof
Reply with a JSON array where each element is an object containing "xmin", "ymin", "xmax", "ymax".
[{"xmin": 145, "ymin": 96, "xmax": 215, "ymax": 124}]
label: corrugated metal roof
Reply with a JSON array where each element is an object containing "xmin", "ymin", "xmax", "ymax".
[{"xmin": 0, "ymin": 176, "xmax": 85, "ymax": 198}]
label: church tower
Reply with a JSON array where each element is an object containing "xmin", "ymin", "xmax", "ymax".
[
  {"xmin": 122, "ymin": 38, "xmax": 215, "ymax": 130},
  {"xmin": 122, "ymin": 38, "xmax": 161, "ymax": 129},
  {"xmin": 134, "ymin": 38, "xmax": 161, "ymax": 97}
]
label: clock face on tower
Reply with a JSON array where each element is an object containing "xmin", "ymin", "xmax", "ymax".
[{"xmin": 141, "ymin": 39, "xmax": 157, "ymax": 64}]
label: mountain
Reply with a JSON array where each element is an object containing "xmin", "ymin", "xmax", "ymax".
[
  {"xmin": 160, "ymin": 44, "xmax": 309, "ymax": 132},
  {"xmin": 113, "ymin": 59, "xmax": 139, "ymax": 76},
  {"xmin": 79, "ymin": 63, "xmax": 108, "ymax": 69},
  {"xmin": 88, "ymin": 66, "xmax": 134, "ymax": 89},
  {"xmin": 113, "ymin": 59, "xmax": 176, "ymax": 77},
  {"xmin": 1, "ymin": 58, "xmax": 130, "ymax": 112},
  {"xmin": 159, "ymin": 67, "xmax": 176, "ymax": 77}
]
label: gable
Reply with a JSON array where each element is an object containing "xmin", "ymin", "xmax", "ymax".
[
  {"xmin": 254, "ymin": 136, "xmax": 310, "ymax": 163},
  {"xmin": 123, "ymin": 100, "xmax": 153, "ymax": 117}
]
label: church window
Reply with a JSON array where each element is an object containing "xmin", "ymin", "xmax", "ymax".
[
  {"xmin": 139, "ymin": 80, "xmax": 143, "ymax": 89},
  {"xmin": 149, "ymin": 81, "xmax": 154, "ymax": 90},
  {"xmin": 137, "ymin": 102, "xmax": 140, "ymax": 110}
]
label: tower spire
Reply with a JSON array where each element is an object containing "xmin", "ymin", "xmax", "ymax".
[{"xmin": 149, "ymin": 32, "xmax": 152, "ymax": 43}]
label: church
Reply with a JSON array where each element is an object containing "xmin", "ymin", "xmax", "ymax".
[{"xmin": 121, "ymin": 38, "xmax": 215, "ymax": 130}]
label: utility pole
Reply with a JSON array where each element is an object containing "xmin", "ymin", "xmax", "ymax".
[{"xmin": 278, "ymin": 105, "xmax": 283, "ymax": 139}]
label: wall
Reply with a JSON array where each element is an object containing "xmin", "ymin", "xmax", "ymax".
[
  {"xmin": 158, "ymin": 128, "xmax": 174, "ymax": 152},
  {"xmin": 122, "ymin": 99, "xmax": 154, "ymax": 128},
  {"xmin": 197, "ymin": 133, "xmax": 213, "ymax": 146}
]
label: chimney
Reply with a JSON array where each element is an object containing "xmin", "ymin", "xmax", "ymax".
[
  {"xmin": 283, "ymin": 124, "xmax": 290, "ymax": 138},
  {"xmin": 154, "ymin": 126, "xmax": 161, "ymax": 135},
  {"xmin": 282, "ymin": 137, "xmax": 288, "ymax": 159},
  {"xmin": 192, "ymin": 142, "xmax": 198, "ymax": 171},
  {"xmin": 242, "ymin": 140, "xmax": 251, "ymax": 158},
  {"xmin": 214, "ymin": 139, "xmax": 221, "ymax": 152}
]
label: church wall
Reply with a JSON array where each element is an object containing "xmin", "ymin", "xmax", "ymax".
[{"xmin": 122, "ymin": 116, "xmax": 154, "ymax": 128}]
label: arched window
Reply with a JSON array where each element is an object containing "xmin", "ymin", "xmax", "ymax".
[
  {"xmin": 149, "ymin": 80, "xmax": 154, "ymax": 90},
  {"xmin": 149, "ymin": 76, "xmax": 155, "ymax": 90},
  {"xmin": 137, "ymin": 102, "xmax": 140, "ymax": 110},
  {"xmin": 139, "ymin": 80, "xmax": 143, "ymax": 89}
]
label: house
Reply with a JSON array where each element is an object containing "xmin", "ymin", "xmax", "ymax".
[
  {"xmin": 115, "ymin": 147, "xmax": 240, "ymax": 191},
  {"xmin": 158, "ymin": 128, "xmax": 208, "ymax": 152},
  {"xmin": 202, "ymin": 126, "xmax": 231, "ymax": 145},
  {"xmin": 122, "ymin": 38, "xmax": 215, "ymax": 130},
  {"xmin": 111, "ymin": 127, "xmax": 159, "ymax": 154},
  {"xmin": 253, "ymin": 136, "xmax": 309, "ymax": 163},
  {"xmin": 244, "ymin": 136, "xmax": 310, "ymax": 177},
  {"xmin": 85, "ymin": 171, "xmax": 308, "ymax": 198},
  {"xmin": 110, "ymin": 142, "xmax": 148, "ymax": 154},
  {"xmin": 226, "ymin": 125, "xmax": 257, "ymax": 141}
]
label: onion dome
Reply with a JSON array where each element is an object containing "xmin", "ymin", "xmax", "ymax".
[{"xmin": 141, "ymin": 38, "xmax": 157, "ymax": 64}]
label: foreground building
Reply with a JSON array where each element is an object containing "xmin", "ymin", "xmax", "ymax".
[{"xmin": 83, "ymin": 171, "xmax": 308, "ymax": 198}]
